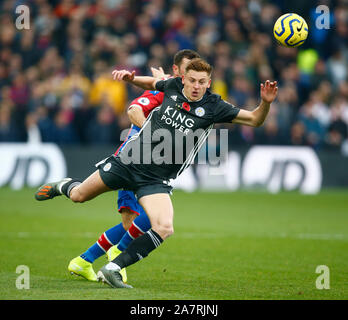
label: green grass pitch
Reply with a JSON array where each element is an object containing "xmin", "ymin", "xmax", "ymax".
[{"xmin": 0, "ymin": 187, "xmax": 347, "ymax": 300}]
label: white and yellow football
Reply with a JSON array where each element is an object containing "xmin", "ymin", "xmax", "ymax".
[{"xmin": 273, "ymin": 13, "xmax": 308, "ymax": 48}]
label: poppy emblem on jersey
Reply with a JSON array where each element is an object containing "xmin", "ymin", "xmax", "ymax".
[
  {"xmin": 195, "ymin": 107, "xmax": 205, "ymax": 117},
  {"xmin": 138, "ymin": 97, "xmax": 150, "ymax": 105},
  {"xmin": 103, "ymin": 163, "xmax": 111, "ymax": 171},
  {"xmin": 182, "ymin": 102, "xmax": 191, "ymax": 112}
]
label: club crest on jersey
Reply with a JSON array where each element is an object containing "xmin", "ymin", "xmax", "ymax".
[{"xmin": 195, "ymin": 107, "xmax": 205, "ymax": 117}]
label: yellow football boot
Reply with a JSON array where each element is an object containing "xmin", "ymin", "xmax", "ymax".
[
  {"xmin": 68, "ymin": 256, "xmax": 97, "ymax": 282},
  {"xmin": 106, "ymin": 246, "xmax": 127, "ymax": 283}
]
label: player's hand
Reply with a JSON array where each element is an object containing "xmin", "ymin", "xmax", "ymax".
[
  {"xmin": 151, "ymin": 67, "xmax": 170, "ymax": 79},
  {"xmin": 260, "ymin": 80, "xmax": 278, "ymax": 104},
  {"xmin": 112, "ymin": 69, "xmax": 136, "ymax": 82}
]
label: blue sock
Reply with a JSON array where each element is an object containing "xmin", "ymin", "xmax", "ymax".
[
  {"xmin": 117, "ymin": 210, "xmax": 151, "ymax": 252},
  {"xmin": 117, "ymin": 233, "xmax": 133, "ymax": 252},
  {"xmin": 81, "ymin": 223, "xmax": 126, "ymax": 263}
]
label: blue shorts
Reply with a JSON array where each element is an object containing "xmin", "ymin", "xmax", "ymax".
[{"xmin": 117, "ymin": 190, "xmax": 146, "ymax": 216}]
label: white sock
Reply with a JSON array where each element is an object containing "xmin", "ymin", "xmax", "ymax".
[{"xmin": 105, "ymin": 262, "xmax": 121, "ymax": 272}]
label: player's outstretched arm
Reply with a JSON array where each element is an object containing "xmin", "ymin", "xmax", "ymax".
[
  {"xmin": 232, "ymin": 80, "xmax": 278, "ymax": 127},
  {"xmin": 112, "ymin": 69, "xmax": 158, "ymax": 91}
]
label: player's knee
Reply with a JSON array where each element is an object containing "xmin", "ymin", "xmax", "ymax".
[
  {"xmin": 153, "ymin": 223, "xmax": 174, "ymax": 240},
  {"xmin": 69, "ymin": 189, "xmax": 86, "ymax": 203}
]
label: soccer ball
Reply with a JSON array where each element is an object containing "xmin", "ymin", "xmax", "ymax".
[{"xmin": 273, "ymin": 13, "xmax": 308, "ymax": 48}]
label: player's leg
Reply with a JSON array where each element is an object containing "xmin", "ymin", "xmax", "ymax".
[
  {"xmin": 106, "ymin": 190, "xmax": 142, "ymax": 263},
  {"xmin": 98, "ymin": 193, "xmax": 173, "ymax": 288},
  {"xmin": 35, "ymin": 155, "xmax": 129, "ymax": 203},
  {"xmin": 34, "ymin": 170, "xmax": 112, "ymax": 202},
  {"xmin": 63, "ymin": 171, "xmax": 119, "ymax": 281},
  {"xmin": 139, "ymin": 193, "xmax": 174, "ymax": 239},
  {"xmin": 68, "ymin": 170, "xmax": 112, "ymax": 202},
  {"xmin": 120, "ymin": 208, "xmax": 138, "ymax": 230},
  {"xmin": 108, "ymin": 208, "xmax": 137, "ymax": 282},
  {"xmin": 68, "ymin": 189, "xmax": 142, "ymax": 282},
  {"xmin": 109, "ymin": 206, "xmax": 151, "ymax": 257},
  {"xmin": 106, "ymin": 191, "xmax": 150, "ymax": 282},
  {"xmin": 107, "ymin": 191, "xmax": 152, "ymax": 259},
  {"xmin": 117, "ymin": 211, "xmax": 152, "ymax": 252},
  {"xmin": 36, "ymin": 156, "xmax": 133, "ymax": 283},
  {"xmin": 68, "ymin": 222, "xmax": 128, "ymax": 281},
  {"xmin": 81, "ymin": 222, "xmax": 128, "ymax": 264},
  {"xmin": 55, "ymin": 171, "xmax": 111, "ymax": 281},
  {"xmin": 106, "ymin": 206, "xmax": 152, "ymax": 282},
  {"xmin": 68, "ymin": 191, "xmax": 137, "ymax": 282}
]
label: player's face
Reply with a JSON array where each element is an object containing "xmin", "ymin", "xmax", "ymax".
[
  {"xmin": 182, "ymin": 70, "xmax": 211, "ymax": 101},
  {"xmin": 172, "ymin": 58, "xmax": 191, "ymax": 77}
]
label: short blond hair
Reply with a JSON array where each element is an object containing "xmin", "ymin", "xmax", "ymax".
[{"xmin": 185, "ymin": 58, "xmax": 213, "ymax": 77}]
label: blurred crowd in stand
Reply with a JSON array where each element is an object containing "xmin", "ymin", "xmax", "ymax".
[{"xmin": 0, "ymin": 0, "xmax": 347, "ymax": 154}]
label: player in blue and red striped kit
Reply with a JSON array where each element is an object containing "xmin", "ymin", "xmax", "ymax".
[{"xmin": 67, "ymin": 50, "xmax": 200, "ymax": 282}]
